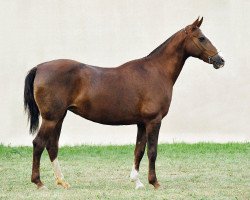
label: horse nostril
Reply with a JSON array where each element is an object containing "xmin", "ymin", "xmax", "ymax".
[{"xmin": 221, "ymin": 57, "xmax": 225, "ymax": 63}]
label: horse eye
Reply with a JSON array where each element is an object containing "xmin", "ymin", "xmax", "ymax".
[{"xmin": 199, "ymin": 37, "xmax": 205, "ymax": 42}]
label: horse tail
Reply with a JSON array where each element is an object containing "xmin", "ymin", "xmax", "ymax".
[{"xmin": 24, "ymin": 67, "xmax": 40, "ymax": 134}]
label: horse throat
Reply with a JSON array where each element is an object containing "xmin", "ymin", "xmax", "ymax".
[{"xmin": 165, "ymin": 50, "xmax": 188, "ymax": 84}]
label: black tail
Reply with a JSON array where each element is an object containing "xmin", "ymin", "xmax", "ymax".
[{"xmin": 24, "ymin": 67, "xmax": 40, "ymax": 134}]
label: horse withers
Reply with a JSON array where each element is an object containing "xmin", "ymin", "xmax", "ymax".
[{"xmin": 24, "ymin": 17, "xmax": 224, "ymax": 190}]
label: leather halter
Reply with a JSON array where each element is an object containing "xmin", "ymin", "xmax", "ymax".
[{"xmin": 183, "ymin": 27, "xmax": 218, "ymax": 63}]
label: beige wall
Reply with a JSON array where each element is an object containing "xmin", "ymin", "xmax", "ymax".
[{"xmin": 0, "ymin": 0, "xmax": 249, "ymax": 146}]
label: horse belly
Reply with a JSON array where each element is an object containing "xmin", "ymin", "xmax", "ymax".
[{"xmin": 70, "ymin": 93, "xmax": 141, "ymax": 125}]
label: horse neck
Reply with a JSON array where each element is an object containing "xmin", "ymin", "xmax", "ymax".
[{"xmin": 148, "ymin": 31, "xmax": 188, "ymax": 84}]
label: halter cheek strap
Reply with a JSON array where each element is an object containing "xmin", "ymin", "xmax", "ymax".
[{"xmin": 183, "ymin": 27, "xmax": 218, "ymax": 63}]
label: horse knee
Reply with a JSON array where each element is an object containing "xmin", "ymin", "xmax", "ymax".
[
  {"xmin": 148, "ymin": 148, "xmax": 157, "ymax": 161},
  {"xmin": 136, "ymin": 148, "xmax": 145, "ymax": 158}
]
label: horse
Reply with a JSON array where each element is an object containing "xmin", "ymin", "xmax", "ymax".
[{"xmin": 24, "ymin": 17, "xmax": 225, "ymax": 190}]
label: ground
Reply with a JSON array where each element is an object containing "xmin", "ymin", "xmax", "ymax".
[{"xmin": 0, "ymin": 143, "xmax": 249, "ymax": 199}]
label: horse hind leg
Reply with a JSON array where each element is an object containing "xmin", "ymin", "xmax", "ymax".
[
  {"xmin": 31, "ymin": 114, "xmax": 68, "ymax": 189},
  {"xmin": 46, "ymin": 119, "xmax": 70, "ymax": 189},
  {"xmin": 31, "ymin": 119, "xmax": 56, "ymax": 189},
  {"xmin": 130, "ymin": 124, "xmax": 146, "ymax": 189}
]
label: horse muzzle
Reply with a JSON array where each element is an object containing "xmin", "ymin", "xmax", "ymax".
[{"xmin": 210, "ymin": 52, "xmax": 225, "ymax": 69}]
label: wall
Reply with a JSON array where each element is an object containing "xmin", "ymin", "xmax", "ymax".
[{"xmin": 0, "ymin": 0, "xmax": 249, "ymax": 145}]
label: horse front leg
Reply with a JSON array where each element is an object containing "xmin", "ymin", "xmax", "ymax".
[
  {"xmin": 130, "ymin": 124, "xmax": 146, "ymax": 189},
  {"xmin": 145, "ymin": 120, "xmax": 161, "ymax": 189}
]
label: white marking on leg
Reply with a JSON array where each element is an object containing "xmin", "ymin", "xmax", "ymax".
[
  {"xmin": 51, "ymin": 157, "xmax": 70, "ymax": 188},
  {"xmin": 51, "ymin": 158, "xmax": 64, "ymax": 180},
  {"xmin": 130, "ymin": 164, "xmax": 144, "ymax": 189},
  {"xmin": 130, "ymin": 164, "xmax": 138, "ymax": 181},
  {"xmin": 52, "ymin": 158, "xmax": 70, "ymax": 189}
]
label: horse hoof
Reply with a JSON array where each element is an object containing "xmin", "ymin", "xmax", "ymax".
[
  {"xmin": 154, "ymin": 182, "xmax": 160, "ymax": 190},
  {"xmin": 56, "ymin": 179, "xmax": 70, "ymax": 189},
  {"xmin": 37, "ymin": 185, "xmax": 48, "ymax": 190},
  {"xmin": 135, "ymin": 182, "xmax": 144, "ymax": 190}
]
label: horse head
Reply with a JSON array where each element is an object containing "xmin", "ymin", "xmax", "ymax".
[{"xmin": 184, "ymin": 17, "xmax": 225, "ymax": 69}]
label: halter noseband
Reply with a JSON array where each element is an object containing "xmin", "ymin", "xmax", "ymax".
[{"xmin": 183, "ymin": 27, "xmax": 218, "ymax": 63}]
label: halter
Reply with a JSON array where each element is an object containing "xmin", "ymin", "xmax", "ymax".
[{"xmin": 183, "ymin": 27, "xmax": 218, "ymax": 63}]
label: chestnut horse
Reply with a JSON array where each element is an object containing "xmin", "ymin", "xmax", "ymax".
[{"xmin": 24, "ymin": 17, "xmax": 224, "ymax": 190}]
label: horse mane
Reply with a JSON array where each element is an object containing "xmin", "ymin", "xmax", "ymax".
[{"xmin": 147, "ymin": 33, "xmax": 176, "ymax": 57}]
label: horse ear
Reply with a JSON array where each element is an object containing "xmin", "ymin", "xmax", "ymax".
[
  {"xmin": 197, "ymin": 17, "xmax": 203, "ymax": 27},
  {"xmin": 191, "ymin": 17, "xmax": 200, "ymax": 28}
]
